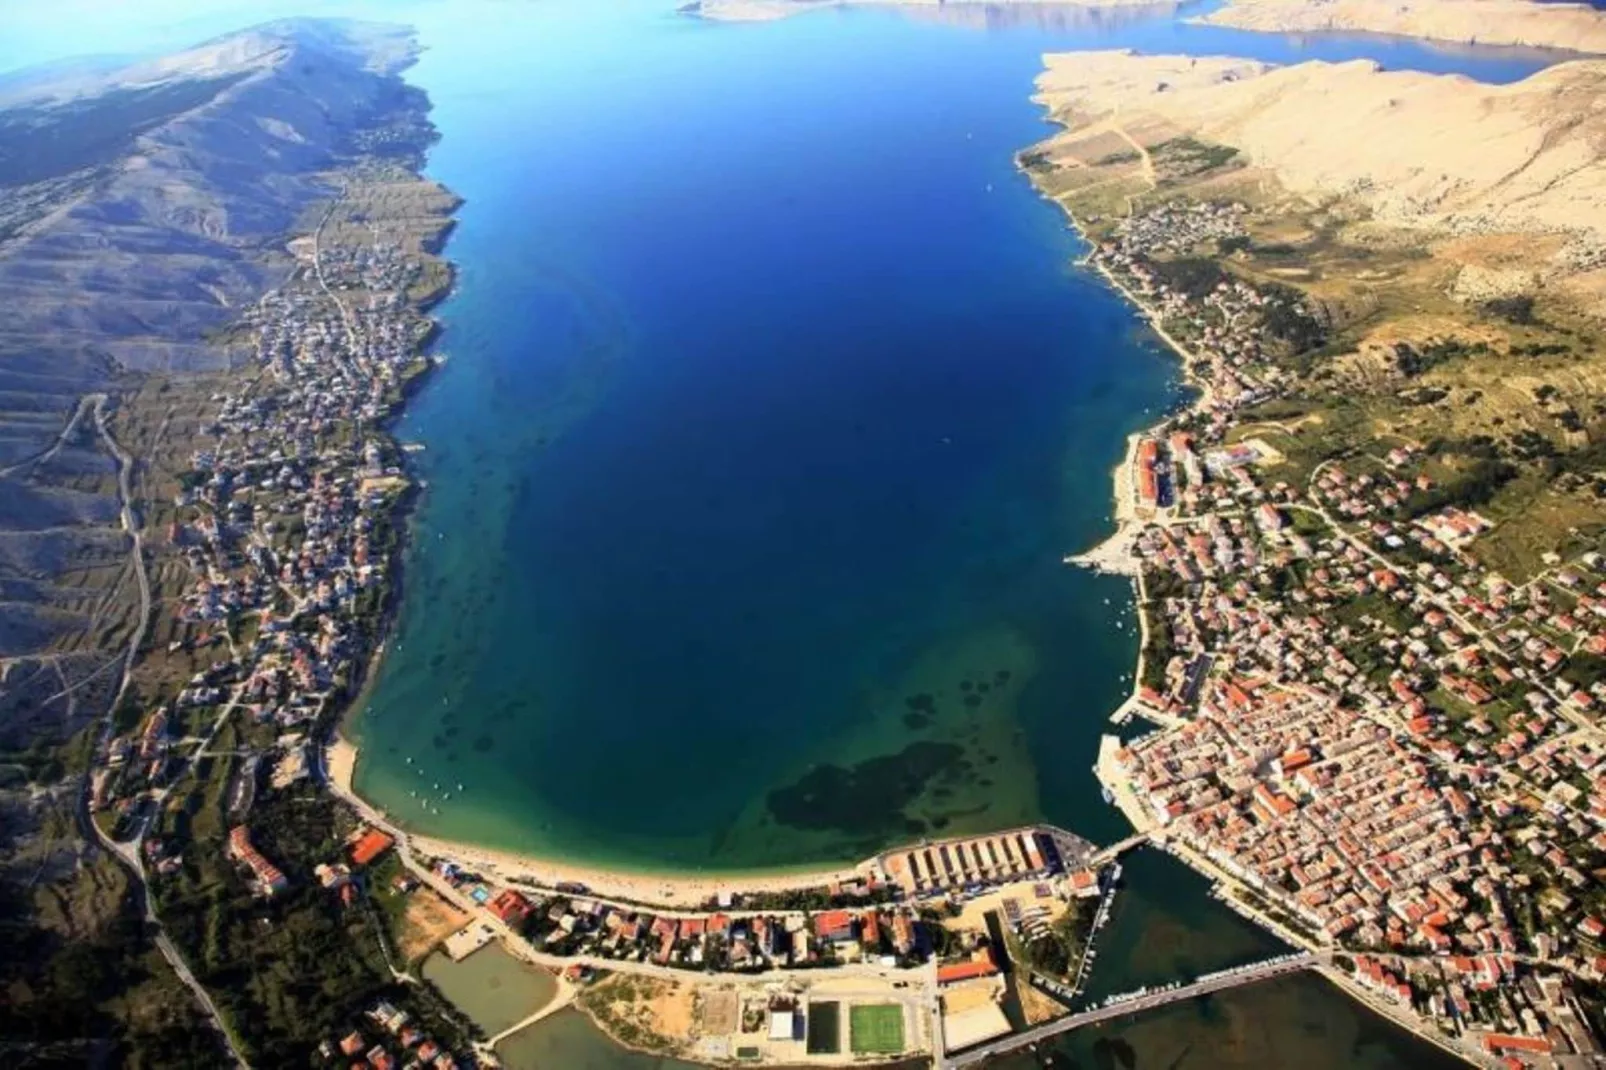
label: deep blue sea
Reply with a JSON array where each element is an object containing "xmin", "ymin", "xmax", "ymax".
[
  {"xmin": 330, "ymin": 0, "xmax": 1561, "ymax": 872},
  {"xmin": 0, "ymin": 4, "xmax": 1559, "ymax": 1066}
]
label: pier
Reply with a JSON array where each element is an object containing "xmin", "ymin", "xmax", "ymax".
[{"xmin": 944, "ymin": 952, "xmax": 1319, "ymax": 1068}]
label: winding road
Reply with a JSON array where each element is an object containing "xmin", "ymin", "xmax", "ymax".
[{"xmin": 71, "ymin": 394, "xmax": 248, "ymax": 1067}]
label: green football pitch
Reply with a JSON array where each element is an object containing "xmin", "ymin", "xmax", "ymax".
[{"xmin": 848, "ymin": 1004, "xmax": 905, "ymax": 1054}]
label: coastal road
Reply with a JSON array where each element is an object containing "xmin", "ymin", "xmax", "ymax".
[{"xmin": 319, "ymin": 749, "xmax": 945, "ymax": 989}]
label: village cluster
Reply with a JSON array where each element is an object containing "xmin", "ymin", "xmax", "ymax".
[
  {"xmin": 69, "ymin": 175, "xmax": 482, "ymax": 1068},
  {"xmin": 1090, "ymin": 200, "xmax": 1606, "ymax": 1064},
  {"xmin": 321, "ymin": 998, "xmax": 463, "ymax": 1070},
  {"xmin": 88, "ymin": 206, "xmax": 430, "ymax": 839}
]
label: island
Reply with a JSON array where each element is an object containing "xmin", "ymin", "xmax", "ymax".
[
  {"xmin": 684, "ymin": 0, "xmax": 1176, "ymax": 23},
  {"xmin": 1195, "ymin": 0, "xmax": 1606, "ymax": 55},
  {"xmin": 1028, "ymin": 47, "xmax": 1606, "ymax": 1066}
]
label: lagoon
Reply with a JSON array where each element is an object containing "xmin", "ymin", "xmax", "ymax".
[{"xmin": 421, "ymin": 944, "xmax": 558, "ymax": 1037}]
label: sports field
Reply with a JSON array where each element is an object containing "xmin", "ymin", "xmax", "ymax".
[
  {"xmin": 849, "ymin": 1004, "xmax": 905, "ymax": 1054},
  {"xmin": 806, "ymin": 1002, "xmax": 840, "ymax": 1055}
]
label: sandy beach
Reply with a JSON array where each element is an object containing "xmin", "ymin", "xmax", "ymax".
[{"xmin": 326, "ymin": 736, "xmax": 872, "ymax": 910}]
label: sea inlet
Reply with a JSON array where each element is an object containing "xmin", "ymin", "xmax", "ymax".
[
  {"xmin": 325, "ymin": 0, "xmax": 1554, "ymax": 1066},
  {"xmin": 351, "ymin": 0, "xmax": 1552, "ymax": 873}
]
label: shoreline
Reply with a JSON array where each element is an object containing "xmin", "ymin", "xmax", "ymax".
[
  {"xmin": 686, "ymin": 0, "xmax": 1178, "ymax": 22},
  {"xmin": 328, "ymin": 737, "xmax": 874, "ymax": 908},
  {"xmin": 1193, "ymin": 0, "xmax": 1606, "ymax": 55},
  {"xmin": 1029, "ymin": 88, "xmax": 1496, "ymax": 1070},
  {"xmin": 324, "ymin": 89, "xmax": 1189, "ymax": 919}
]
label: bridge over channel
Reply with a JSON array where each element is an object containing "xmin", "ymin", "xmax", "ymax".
[
  {"xmin": 1087, "ymin": 830, "xmax": 1151, "ymax": 867},
  {"xmin": 943, "ymin": 952, "xmax": 1319, "ymax": 1068}
]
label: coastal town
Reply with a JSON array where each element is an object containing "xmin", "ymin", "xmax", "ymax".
[
  {"xmin": 1048, "ymin": 147, "xmax": 1606, "ymax": 1066},
  {"xmin": 57, "ymin": 54, "xmax": 1606, "ymax": 1070}
]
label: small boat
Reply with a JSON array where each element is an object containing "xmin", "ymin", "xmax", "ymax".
[{"xmin": 1102, "ymin": 786, "xmax": 1115, "ymax": 804}]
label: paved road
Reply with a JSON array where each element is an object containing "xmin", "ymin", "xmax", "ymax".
[
  {"xmin": 946, "ymin": 954, "xmax": 1317, "ymax": 1068},
  {"xmin": 73, "ymin": 399, "xmax": 248, "ymax": 1067},
  {"xmin": 318, "ymin": 750, "xmax": 934, "ymax": 993}
]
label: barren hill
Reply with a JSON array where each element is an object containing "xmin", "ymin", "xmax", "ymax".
[
  {"xmin": 0, "ymin": 19, "xmax": 427, "ymax": 725},
  {"xmin": 1034, "ymin": 51, "xmax": 1606, "ymax": 297},
  {"xmin": 1197, "ymin": 0, "xmax": 1606, "ymax": 54}
]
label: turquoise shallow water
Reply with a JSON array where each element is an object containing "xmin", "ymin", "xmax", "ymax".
[{"xmin": 338, "ymin": 1, "xmax": 1559, "ymax": 872}]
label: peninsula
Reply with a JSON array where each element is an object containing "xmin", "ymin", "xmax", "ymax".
[
  {"xmin": 1029, "ymin": 46, "xmax": 1606, "ymax": 1065},
  {"xmin": 0, "ymin": 20, "xmax": 478, "ymax": 1065}
]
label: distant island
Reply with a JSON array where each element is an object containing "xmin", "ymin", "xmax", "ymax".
[
  {"xmin": 1195, "ymin": 0, "xmax": 1606, "ymax": 54},
  {"xmin": 684, "ymin": 0, "xmax": 1175, "ymax": 23},
  {"xmin": 686, "ymin": 0, "xmax": 1606, "ymax": 54}
]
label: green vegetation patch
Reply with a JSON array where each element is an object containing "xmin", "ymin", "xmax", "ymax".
[
  {"xmin": 848, "ymin": 1003, "xmax": 905, "ymax": 1054},
  {"xmin": 1154, "ymin": 136, "xmax": 1241, "ymax": 178}
]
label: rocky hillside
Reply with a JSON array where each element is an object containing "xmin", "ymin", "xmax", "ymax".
[
  {"xmin": 1033, "ymin": 51, "xmax": 1606, "ymax": 304},
  {"xmin": 0, "ymin": 19, "xmax": 429, "ymax": 722}
]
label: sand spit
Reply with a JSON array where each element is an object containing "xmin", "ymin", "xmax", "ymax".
[
  {"xmin": 690, "ymin": 0, "xmax": 1172, "ymax": 22},
  {"xmin": 1198, "ymin": 0, "xmax": 1606, "ymax": 55},
  {"xmin": 1034, "ymin": 50, "xmax": 1606, "ymax": 306}
]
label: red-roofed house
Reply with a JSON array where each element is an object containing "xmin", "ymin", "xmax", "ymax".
[
  {"xmin": 350, "ymin": 828, "xmax": 395, "ymax": 867},
  {"xmin": 813, "ymin": 910, "xmax": 855, "ymax": 944},
  {"xmin": 489, "ymin": 889, "xmax": 533, "ymax": 926}
]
